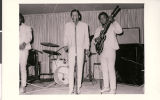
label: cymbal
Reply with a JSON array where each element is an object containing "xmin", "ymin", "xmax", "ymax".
[
  {"xmin": 43, "ymin": 50, "xmax": 61, "ymax": 55},
  {"xmin": 41, "ymin": 42, "xmax": 59, "ymax": 47}
]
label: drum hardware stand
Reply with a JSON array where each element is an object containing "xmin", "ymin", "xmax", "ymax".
[
  {"xmin": 25, "ymin": 43, "xmax": 63, "ymax": 94},
  {"xmin": 86, "ymin": 55, "xmax": 98, "ymax": 85},
  {"xmin": 40, "ymin": 54, "xmax": 54, "ymax": 81},
  {"xmin": 56, "ymin": 46, "xmax": 65, "ymax": 52},
  {"xmin": 25, "ymin": 81, "xmax": 57, "ymax": 94},
  {"xmin": 88, "ymin": 55, "xmax": 92, "ymax": 81},
  {"xmin": 85, "ymin": 53, "xmax": 93, "ymax": 81},
  {"xmin": 40, "ymin": 42, "xmax": 60, "ymax": 81},
  {"xmin": 85, "ymin": 35, "xmax": 96, "ymax": 82},
  {"xmin": 27, "ymin": 53, "xmax": 59, "ymax": 91},
  {"xmin": 43, "ymin": 54, "xmax": 62, "ymax": 88},
  {"xmin": 83, "ymin": 50, "xmax": 98, "ymax": 85},
  {"xmin": 74, "ymin": 56, "xmax": 78, "ymax": 94},
  {"xmin": 40, "ymin": 54, "xmax": 60, "ymax": 87},
  {"xmin": 26, "ymin": 49, "xmax": 47, "ymax": 89},
  {"xmin": 25, "ymin": 57, "xmax": 61, "ymax": 94}
]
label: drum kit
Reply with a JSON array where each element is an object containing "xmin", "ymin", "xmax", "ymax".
[
  {"xmin": 40, "ymin": 42, "xmax": 69, "ymax": 86},
  {"xmin": 36, "ymin": 35, "xmax": 96, "ymax": 87},
  {"xmin": 26, "ymin": 36, "xmax": 98, "ymax": 94}
]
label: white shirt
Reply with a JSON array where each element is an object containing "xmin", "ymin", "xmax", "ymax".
[
  {"xmin": 64, "ymin": 21, "xmax": 89, "ymax": 50},
  {"xmin": 94, "ymin": 21, "xmax": 122, "ymax": 50},
  {"xmin": 19, "ymin": 23, "xmax": 32, "ymax": 50}
]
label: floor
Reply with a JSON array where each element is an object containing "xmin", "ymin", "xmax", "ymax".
[{"xmin": 22, "ymin": 79, "xmax": 144, "ymax": 95}]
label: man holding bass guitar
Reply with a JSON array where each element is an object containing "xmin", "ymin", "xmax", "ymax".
[{"xmin": 93, "ymin": 10, "xmax": 123, "ymax": 94}]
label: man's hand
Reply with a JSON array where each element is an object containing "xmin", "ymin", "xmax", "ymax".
[
  {"xmin": 19, "ymin": 42, "xmax": 26, "ymax": 50},
  {"xmin": 94, "ymin": 37, "xmax": 100, "ymax": 46},
  {"xmin": 64, "ymin": 46, "xmax": 69, "ymax": 53},
  {"xmin": 108, "ymin": 16, "xmax": 114, "ymax": 23},
  {"xmin": 85, "ymin": 49, "xmax": 90, "ymax": 56},
  {"xmin": 94, "ymin": 37, "xmax": 100, "ymax": 43}
]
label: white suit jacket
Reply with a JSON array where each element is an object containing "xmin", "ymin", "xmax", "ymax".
[
  {"xmin": 94, "ymin": 21, "xmax": 122, "ymax": 50},
  {"xmin": 64, "ymin": 21, "xmax": 89, "ymax": 52},
  {"xmin": 19, "ymin": 23, "xmax": 32, "ymax": 50}
]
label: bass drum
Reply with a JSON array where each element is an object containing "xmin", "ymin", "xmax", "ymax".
[{"xmin": 54, "ymin": 66, "xmax": 69, "ymax": 86}]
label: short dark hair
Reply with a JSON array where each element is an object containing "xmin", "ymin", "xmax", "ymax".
[
  {"xmin": 19, "ymin": 13, "xmax": 25, "ymax": 23},
  {"xmin": 70, "ymin": 9, "xmax": 82, "ymax": 21},
  {"xmin": 98, "ymin": 12, "xmax": 109, "ymax": 20}
]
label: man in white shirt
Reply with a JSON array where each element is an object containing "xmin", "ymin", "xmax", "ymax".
[
  {"xmin": 64, "ymin": 9, "xmax": 90, "ymax": 94},
  {"xmin": 19, "ymin": 13, "xmax": 32, "ymax": 93},
  {"xmin": 94, "ymin": 12, "xmax": 122, "ymax": 94}
]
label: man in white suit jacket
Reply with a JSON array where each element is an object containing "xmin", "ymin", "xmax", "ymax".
[
  {"xmin": 64, "ymin": 9, "xmax": 89, "ymax": 94},
  {"xmin": 19, "ymin": 13, "xmax": 32, "ymax": 93},
  {"xmin": 94, "ymin": 12, "xmax": 122, "ymax": 94}
]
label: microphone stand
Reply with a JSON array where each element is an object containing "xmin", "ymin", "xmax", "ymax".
[{"xmin": 74, "ymin": 22, "xmax": 78, "ymax": 94}]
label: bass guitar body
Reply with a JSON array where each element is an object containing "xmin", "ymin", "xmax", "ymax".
[{"xmin": 95, "ymin": 35, "xmax": 106, "ymax": 55}]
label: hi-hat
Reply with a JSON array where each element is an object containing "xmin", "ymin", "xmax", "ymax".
[
  {"xmin": 41, "ymin": 42, "xmax": 59, "ymax": 47},
  {"xmin": 43, "ymin": 50, "xmax": 61, "ymax": 55}
]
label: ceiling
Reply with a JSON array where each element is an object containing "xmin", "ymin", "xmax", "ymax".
[{"xmin": 20, "ymin": 4, "xmax": 144, "ymax": 15}]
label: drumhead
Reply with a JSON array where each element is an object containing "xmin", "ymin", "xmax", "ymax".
[{"xmin": 54, "ymin": 66, "xmax": 69, "ymax": 86}]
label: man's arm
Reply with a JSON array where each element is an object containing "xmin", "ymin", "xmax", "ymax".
[
  {"xmin": 64, "ymin": 24, "xmax": 69, "ymax": 46},
  {"xmin": 93, "ymin": 28, "xmax": 100, "ymax": 44},
  {"xmin": 19, "ymin": 26, "xmax": 32, "ymax": 50},
  {"xmin": 113, "ymin": 21, "xmax": 123, "ymax": 34},
  {"xmin": 63, "ymin": 24, "xmax": 69, "ymax": 52},
  {"xmin": 25, "ymin": 27, "xmax": 32, "ymax": 44},
  {"xmin": 84, "ymin": 24, "xmax": 90, "ymax": 56},
  {"xmin": 84, "ymin": 24, "xmax": 89, "ymax": 50}
]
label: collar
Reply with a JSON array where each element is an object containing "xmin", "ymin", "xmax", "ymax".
[{"xmin": 71, "ymin": 21, "xmax": 81, "ymax": 26}]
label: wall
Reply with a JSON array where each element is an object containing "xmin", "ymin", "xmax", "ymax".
[{"xmin": 24, "ymin": 8, "xmax": 144, "ymax": 77}]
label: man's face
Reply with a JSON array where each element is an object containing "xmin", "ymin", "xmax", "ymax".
[
  {"xmin": 71, "ymin": 11, "xmax": 79, "ymax": 23},
  {"xmin": 99, "ymin": 15, "xmax": 108, "ymax": 25}
]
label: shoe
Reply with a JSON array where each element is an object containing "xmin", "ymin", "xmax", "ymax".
[
  {"xmin": 101, "ymin": 88, "xmax": 110, "ymax": 93},
  {"xmin": 77, "ymin": 89, "xmax": 81, "ymax": 94},
  {"xmin": 69, "ymin": 90, "xmax": 74, "ymax": 94},
  {"xmin": 108, "ymin": 90, "xmax": 116, "ymax": 94}
]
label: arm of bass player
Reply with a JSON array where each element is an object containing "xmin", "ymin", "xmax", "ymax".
[
  {"xmin": 84, "ymin": 24, "xmax": 90, "ymax": 55},
  {"xmin": 113, "ymin": 21, "xmax": 123, "ymax": 34},
  {"xmin": 93, "ymin": 27, "xmax": 101, "ymax": 45}
]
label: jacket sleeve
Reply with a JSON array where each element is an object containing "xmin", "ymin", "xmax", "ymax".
[
  {"xmin": 84, "ymin": 24, "xmax": 89, "ymax": 50},
  {"xmin": 113, "ymin": 21, "xmax": 123, "ymax": 34},
  {"xmin": 64, "ymin": 23, "xmax": 68, "ymax": 46},
  {"xmin": 93, "ymin": 28, "xmax": 100, "ymax": 42},
  {"xmin": 24, "ymin": 26, "xmax": 32, "ymax": 44}
]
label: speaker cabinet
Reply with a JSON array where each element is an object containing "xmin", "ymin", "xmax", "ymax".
[{"xmin": 115, "ymin": 44, "xmax": 144, "ymax": 85}]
